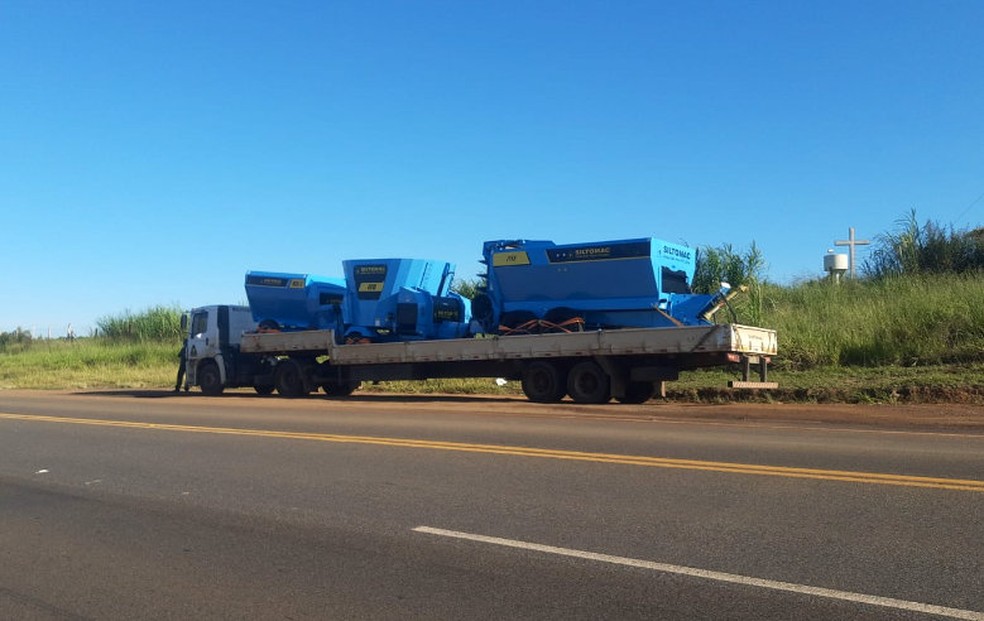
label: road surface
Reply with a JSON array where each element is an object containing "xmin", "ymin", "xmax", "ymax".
[{"xmin": 1, "ymin": 390, "xmax": 982, "ymax": 619}]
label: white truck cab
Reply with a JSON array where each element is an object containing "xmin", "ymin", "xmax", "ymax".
[{"xmin": 182, "ymin": 305, "xmax": 259, "ymax": 394}]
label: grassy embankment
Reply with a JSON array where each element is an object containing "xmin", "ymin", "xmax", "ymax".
[
  {"xmin": 2, "ymin": 275, "xmax": 983, "ymax": 403},
  {"xmin": 0, "ymin": 307, "xmax": 182, "ymax": 390}
]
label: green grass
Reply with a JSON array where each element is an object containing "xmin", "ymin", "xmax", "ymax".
[
  {"xmin": 745, "ymin": 272, "xmax": 984, "ymax": 369},
  {"xmin": 670, "ymin": 364, "xmax": 984, "ymax": 404},
  {"xmin": 0, "ymin": 339, "xmax": 179, "ymax": 390}
]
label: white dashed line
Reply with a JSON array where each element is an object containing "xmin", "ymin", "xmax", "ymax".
[{"xmin": 413, "ymin": 526, "xmax": 984, "ymax": 620}]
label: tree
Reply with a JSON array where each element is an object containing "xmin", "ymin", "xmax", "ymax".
[
  {"xmin": 0, "ymin": 328, "xmax": 33, "ymax": 352},
  {"xmin": 451, "ymin": 278, "xmax": 482, "ymax": 300}
]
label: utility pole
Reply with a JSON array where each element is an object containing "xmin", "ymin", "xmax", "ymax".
[{"xmin": 834, "ymin": 227, "xmax": 870, "ymax": 279}]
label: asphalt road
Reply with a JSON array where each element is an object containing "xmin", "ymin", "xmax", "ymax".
[{"xmin": 1, "ymin": 390, "xmax": 982, "ymax": 620}]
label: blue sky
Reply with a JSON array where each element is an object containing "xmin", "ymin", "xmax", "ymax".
[{"xmin": 2, "ymin": 1, "xmax": 982, "ymax": 336}]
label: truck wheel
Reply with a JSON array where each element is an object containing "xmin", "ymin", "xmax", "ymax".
[
  {"xmin": 567, "ymin": 361, "xmax": 611, "ymax": 404},
  {"xmin": 615, "ymin": 382, "xmax": 655, "ymax": 404},
  {"xmin": 254, "ymin": 384, "xmax": 275, "ymax": 396},
  {"xmin": 274, "ymin": 360, "xmax": 307, "ymax": 398},
  {"xmin": 198, "ymin": 361, "xmax": 225, "ymax": 396},
  {"xmin": 322, "ymin": 381, "xmax": 361, "ymax": 397},
  {"xmin": 521, "ymin": 361, "xmax": 566, "ymax": 403}
]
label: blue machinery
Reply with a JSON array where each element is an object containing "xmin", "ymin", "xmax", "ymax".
[
  {"xmin": 472, "ymin": 238, "xmax": 725, "ymax": 334},
  {"xmin": 246, "ymin": 259, "xmax": 470, "ymax": 342},
  {"xmin": 244, "ymin": 272, "xmax": 346, "ymax": 331},
  {"xmin": 340, "ymin": 258, "xmax": 470, "ymax": 341},
  {"xmin": 245, "ymin": 237, "xmax": 731, "ymax": 343}
]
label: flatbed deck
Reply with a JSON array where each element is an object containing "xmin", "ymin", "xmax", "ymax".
[{"xmin": 240, "ymin": 323, "xmax": 776, "ymax": 365}]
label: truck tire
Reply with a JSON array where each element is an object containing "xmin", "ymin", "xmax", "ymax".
[
  {"xmin": 521, "ymin": 361, "xmax": 566, "ymax": 403},
  {"xmin": 615, "ymin": 381, "xmax": 655, "ymax": 404},
  {"xmin": 274, "ymin": 359, "xmax": 308, "ymax": 398},
  {"xmin": 567, "ymin": 361, "xmax": 611, "ymax": 404},
  {"xmin": 197, "ymin": 361, "xmax": 225, "ymax": 396},
  {"xmin": 322, "ymin": 381, "xmax": 361, "ymax": 397},
  {"xmin": 253, "ymin": 384, "xmax": 275, "ymax": 396}
]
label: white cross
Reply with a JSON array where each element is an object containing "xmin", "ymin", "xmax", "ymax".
[{"xmin": 834, "ymin": 227, "xmax": 870, "ymax": 279}]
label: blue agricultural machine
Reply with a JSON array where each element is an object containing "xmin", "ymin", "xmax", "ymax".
[
  {"xmin": 470, "ymin": 237, "xmax": 733, "ymax": 334},
  {"xmin": 341, "ymin": 258, "xmax": 471, "ymax": 342},
  {"xmin": 244, "ymin": 237, "xmax": 735, "ymax": 345},
  {"xmin": 245, "ymin": 259, "xmax": 471, "ymax": 343},
  {"xmin": 244, "ymin": 272, "xmax": 347, "ymax": 331}
]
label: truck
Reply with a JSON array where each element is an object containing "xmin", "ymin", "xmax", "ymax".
[
  {"xmin": 181, "ymin": 312, "xmax": 778, "ymax": 404},
  {"xmin": 177, "ymin": 238, "xmax": 777, "ymax": 403},
  {"xmin": 179, "ymin": 236, "xmax": 778, "ymax": 403}
]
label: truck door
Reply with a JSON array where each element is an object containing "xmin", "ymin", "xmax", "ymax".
[{"xmin": 185, "ymin": 308, "xmax": 216, "ymax": 386}]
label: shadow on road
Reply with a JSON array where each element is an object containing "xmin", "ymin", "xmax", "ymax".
[{"xmin": 74, "ymin": 389, "xmax": 522, "ymax": 404}]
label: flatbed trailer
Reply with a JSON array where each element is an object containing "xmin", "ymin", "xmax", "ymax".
[{"xmin": 234, "ymin": 323, "xmax": 778, "ymax": 403}]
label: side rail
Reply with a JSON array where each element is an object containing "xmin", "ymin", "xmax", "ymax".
[
  {"xmin": 240, "ymin": 330, "xmax": 336, "ymax": 354},
  {"xmin": 324, "ymin": 324, "xmax": 777, "ymax": 366}
]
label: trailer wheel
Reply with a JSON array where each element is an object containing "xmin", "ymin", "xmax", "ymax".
[
  {"xmin": 274, "ymin": 359, "xmax": 308, "ymax": 398},
  {"xmin": 521, "ymin": 361, "xmax": 566, "ymax": 403},
  {"xmin": 615, "ymin": 381, "xmax": 655, "ymax": 404},
  {"xmin": 198, "ymin": 361, "xmax": 225, "ymax": 396},
  {"xmin": 567, "ymin": 361, "xmax": 611, "ymax": 404},
  {"xmin": 322, "ymin": 381, "xmax": 361, "ymax": 397}
]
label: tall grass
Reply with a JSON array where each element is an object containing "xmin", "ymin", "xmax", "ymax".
[
  {"xmin": 96, "ymin": 306, "xmax": 184, "ymax": 342},
  {"xmin": 692, "ymin": 242, "xmax": 765, "ymax": 293},
  {"xmin": 693, "ymin": 242, "xmax": 767, "ymax": 326},
  {"xmin": 761, "ymin": 273, "xmax": 984, "ymax": 368},
  {"xmin": 864, "ymin": 210, "xmax": 984, "ymax": 278}
]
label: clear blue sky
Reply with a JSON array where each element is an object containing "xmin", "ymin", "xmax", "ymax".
[{"xmin": 2, "ymin": 1, "xmax": 982, "ymax": 336}]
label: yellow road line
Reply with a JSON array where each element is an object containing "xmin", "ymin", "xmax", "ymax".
[{"xmin": 3, "ymin": 411, "xmax": 984, "ymax": 492}]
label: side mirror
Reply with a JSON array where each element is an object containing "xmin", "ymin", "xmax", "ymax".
[{"xmin": 180, "ymin": 314, "xmax": 188, "ymax": 331}]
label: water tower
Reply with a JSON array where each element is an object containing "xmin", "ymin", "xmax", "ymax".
[{"xmin": 823, "ymin": 249, "xmax": 849, "ymax": 283}]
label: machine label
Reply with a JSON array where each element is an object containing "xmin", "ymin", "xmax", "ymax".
[
  {"xmin": 246, "ymin": 275, "xmax": 289, "ymax": 287},
  {"xmin": 289, "ymin": 279, "xmax": 305, "ymax": 288},
  {"xmin": 660, "ymin": 245, "xmax": 693, "ymax": 261},
  {"xmin": 547, "ymin": 241, "xmax": 651, "ymax": 263},
  {"xmin": 358, "ymin": 282, "xmax": 384, "ymax": 294},
  {"xmin": 432, "ymin": 298, "xmax": 463, "ymax": 322},
  {"xmin": 354, "ymin": 265, "xmax": 387, "ymax": 277},
  {"xmin": 354, "ymin": 264, "xmax": 388, "ymax": 299},
  {"xmin": 492, "ymin": 251, "xmax": 531, "ymax": 267}
]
